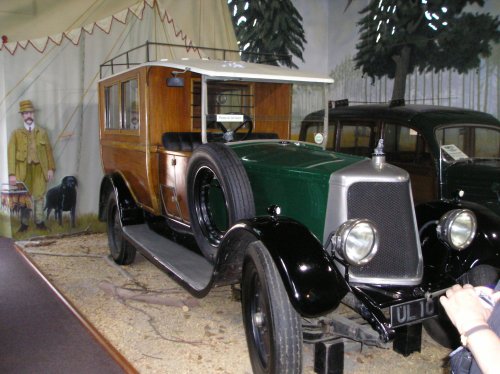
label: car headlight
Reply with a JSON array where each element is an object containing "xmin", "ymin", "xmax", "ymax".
[
  {"xmin": 436, "ymin": 209, "xmax": 477, "ymax": 250},
  {"xmin": 332, "ymin": 219, "xmax": 379, "ymax": 265}
]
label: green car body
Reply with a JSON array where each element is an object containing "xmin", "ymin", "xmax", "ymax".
[{"xmin": 231, "ymin": 141, "xmax": 363, "ymax": 239}]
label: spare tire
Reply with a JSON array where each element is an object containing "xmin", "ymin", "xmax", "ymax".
[{"xmin": 187, "ymin": 142, "xmax": 255, "ymax": 262}]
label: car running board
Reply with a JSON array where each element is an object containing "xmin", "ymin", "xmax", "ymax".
[{"xmin": 122, "ymin": 224, "xmax": 213, "ymax": 295}]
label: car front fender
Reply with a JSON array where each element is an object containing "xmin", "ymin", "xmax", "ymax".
[
  {"xmin": 218, "ymin": 216, "xmax": 348, "ymax": 317},
  {"xmin": 416, "ymin": 199, "xmax": 500, "ymax": 280}
]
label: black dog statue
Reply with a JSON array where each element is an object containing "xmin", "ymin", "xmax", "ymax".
[{"xmin": 44, "ymin": 176, "xmax": 78, "ymax": 227}]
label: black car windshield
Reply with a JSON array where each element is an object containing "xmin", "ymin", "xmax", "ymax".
[{"xmin": 435, "ymin": 125, "xmax": 500, "ymax": 161}]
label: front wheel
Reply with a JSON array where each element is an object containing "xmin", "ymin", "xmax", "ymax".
[
  {"xmin": 106, "ymin": 192, "xmax": 136, "ymax": 265},
  {"xmin": 241, "ymin": 242, "xmax": 302, "ymax": 374}
]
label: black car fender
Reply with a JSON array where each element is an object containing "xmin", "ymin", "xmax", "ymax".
[
  {"xmin": 217, "ymin": 216, "xmax": 348, "ymax": 317},
  {"xmin": 416, "ymin": 199, "xmax": 500, "ymax": 279},
  {"xmin": 98, "ymin": 173, "xmax": 143, "ymax": 225}
]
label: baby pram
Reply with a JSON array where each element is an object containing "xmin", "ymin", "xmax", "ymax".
[{"xmin": 1, "ymin": 182, "xmax": 32, "ymax": 217}]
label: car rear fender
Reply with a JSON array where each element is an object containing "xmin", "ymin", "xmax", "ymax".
[
  {"xmin": 217, "ymin": 216, "xmax": 348, "ymax": 317},
  {"xmin": 98, "ymin": 173, "xmax": 143, "ymax": 225}
]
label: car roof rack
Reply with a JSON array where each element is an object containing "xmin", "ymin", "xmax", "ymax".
[
  {"xmin": 333, "ymin": 99, "xmax": 349, "ymax": 108},
  {"xmin": 99, "ymin": 41, "xmax": 292, "ymax": 79}
]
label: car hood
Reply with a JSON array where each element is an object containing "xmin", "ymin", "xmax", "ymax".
[
  {"xmin": 445, "ymin": 159, "xmax": 500, "ymax": 216},
  {"xmin": 229, "ymin": 141, "xmax": 364, "ymax": 178},
  {"xmin": 229, "ymin": 140, "xmax": 367, "ymax": 238}
]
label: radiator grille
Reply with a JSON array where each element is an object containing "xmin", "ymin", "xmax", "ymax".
[{"xmin": 347, "ymin": 181, "xmax": 420, "ymax": 281}]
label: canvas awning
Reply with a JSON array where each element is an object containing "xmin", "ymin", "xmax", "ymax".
[{"xmin": 0, "ymin": 0, "xmax": 238, "ymax": 55}]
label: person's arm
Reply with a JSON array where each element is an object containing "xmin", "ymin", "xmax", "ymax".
[
  {"xmin": 440, "ymin": 284, "xmax": 500, "ymax": 374},
  {"xmin": 466, "ymin": 326, "xmax": 500, "ymax": 374}
]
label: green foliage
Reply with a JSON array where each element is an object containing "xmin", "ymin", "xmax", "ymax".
[
  {"xmin": 354, "ymin": 0, "xmax": 500, "ymax": 96},
  {"xmin": 228, "ymin": 0, "xmax": 306, "ymax": 68}
]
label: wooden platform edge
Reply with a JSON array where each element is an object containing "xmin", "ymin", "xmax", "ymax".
[{"xmin": 13, "ymin": 243, "xmax": 139, "ymax": 374}]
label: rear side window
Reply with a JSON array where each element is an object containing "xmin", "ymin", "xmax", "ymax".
[
  {"xmin": 105, "ymin": 84, "xmax": 120, "ymax": 129},
  {"xmin": 104, "ymin": 78, "xmax": 139, "ymax": 131},
  {"xmin": 384, "ymin": 124, "xmax": 419, "ymax": 162},
  {"xmin": 338, "ymin": 123, "xmax": 374, "ymax": 157},
  {"xmin": 382, "ymin": 123, "xmax": 434, "ymax": 166},
  {"xmin": 122, "ymin": 79, "xmax": 140, "ymax": 130}
]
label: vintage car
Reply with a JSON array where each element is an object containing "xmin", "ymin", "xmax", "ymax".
[
  {"xmin": 300, "ymin": 101, "xmax": 500, "ymax": 347},
  {"xmin": 98, "ymin": 46, "xmax": 485, "ymax": 373}
]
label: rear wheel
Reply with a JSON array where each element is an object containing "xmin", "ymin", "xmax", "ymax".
[
  {"xmin": 106, "ymin": 192, "xmax": 136, "ymax": 265},
  {"xmin": 241, "ymin": 242, "xmax": 302, "ymax": 374},
  {"xmin": 423, "ymin": 264, "xmax": 499, "ymax": 348}
]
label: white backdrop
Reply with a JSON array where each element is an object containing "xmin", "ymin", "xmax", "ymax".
[{"xmin": 0, "ymin": 0, "xmax": 237, "ymax": 236}]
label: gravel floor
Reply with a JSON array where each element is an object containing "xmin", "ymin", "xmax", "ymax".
[{"xmin": 17, "ymin": 233, "xmax": 452, "ymax": 374}]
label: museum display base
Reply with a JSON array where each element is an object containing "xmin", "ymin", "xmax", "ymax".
[{"xmin": 0, "ymin": 237, "xmax": 135, "ymax": 373}]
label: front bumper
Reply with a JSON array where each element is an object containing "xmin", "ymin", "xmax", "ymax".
[{"xmin": 349, "ymin": 279, "xmax": 454, "ymax": 342}]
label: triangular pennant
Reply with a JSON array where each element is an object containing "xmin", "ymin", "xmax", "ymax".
[
  {"xmin": 129, "ymin": 2, "xmax": 146, "ymax": 20},
  {"xmin": 49, "ymin": 33, "xmax": 64, "ymax": 45},
  {"xmin": 95, "ymin": 17, "xmax": 113, "ymax": 34},
  {"xmin": 29, "ymin": 37, "xmax": 50, "ymax": 53},
  {"xmin": 65, "ymin": 28, "xmax": 83, "ymax": 45},
  {"xmin": 113, "ymin": 8, "xmax": 129, "ymax": 24}
]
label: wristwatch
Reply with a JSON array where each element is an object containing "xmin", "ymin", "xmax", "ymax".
[{"xmin": 461, "ymin": 325, "xmax": 490, "ymax": 347}]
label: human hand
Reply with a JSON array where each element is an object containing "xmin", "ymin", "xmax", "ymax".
[
  {"xmin": 439, "ymin": 284, "xmax": 491, "ymax": 335},
  {"xmin": 47, "ymin": 169, "xmax": 54, "ymax": 182}
]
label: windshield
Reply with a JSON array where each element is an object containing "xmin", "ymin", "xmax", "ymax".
[
  {"xmin": 435, "ymin": 125, "xmax": 500, "ymax": 160},
  {"xmin": 193, "ymin": 78, "xmax": 329, "ymax": 144}
]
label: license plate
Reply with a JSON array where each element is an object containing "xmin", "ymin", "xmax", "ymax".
[{"xmin": 390, "ymin": 296, "xmax": 440, "ymax": 327}]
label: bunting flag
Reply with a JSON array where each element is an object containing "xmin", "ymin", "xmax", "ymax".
[{"xmin": 0, "ymin": 0, "xmax": 225, "ymax": 56}]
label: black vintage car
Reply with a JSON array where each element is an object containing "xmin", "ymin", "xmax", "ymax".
[{"xmin": 301, "ymin": 101, "xmax": 500, "ymax": 347}]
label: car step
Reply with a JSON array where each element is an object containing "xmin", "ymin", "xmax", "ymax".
[{"xmin": 123, "ymin": 224, "xmax": 213, "ymax": 294}]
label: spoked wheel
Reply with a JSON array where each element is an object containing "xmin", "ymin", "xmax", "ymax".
[
  {"xmin": 106, "ymin": 192, "xmax": 136, "ymax": 265},
  {"xmin": 242, "ymin": 242, "xmax": 302, "ymax": 374},
  {"xmin": 187, "ymin": 143, "xmax": 254, "ymax": 261},
  {"xmin": 423, "ymin": 264, "xmax": 499, "ymax": 348}
]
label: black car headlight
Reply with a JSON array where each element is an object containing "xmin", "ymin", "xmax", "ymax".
[
  {"xmin": 332, "ymin": 219, "xmax": 379, "ymax": 265},
  {"xmin": 436, "ymin": 209, "xmax": 477, "ymax": 250}
]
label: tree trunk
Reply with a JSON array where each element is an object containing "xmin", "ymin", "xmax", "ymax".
[
  {"xmin": 477, "ymin": 67, "xmax": 481, "ymax": 111},
  {"xmin": 391, "ymin": 46, "xmax": 411, "ymax": 101},
  {"xmin": 483, "ymin": 58, "xmax": 489, "ymax": 113},
  {"xmin": 448, "ymin": 70, "xmax": 451, "ymax": 107}
]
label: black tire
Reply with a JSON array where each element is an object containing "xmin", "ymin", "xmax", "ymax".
[
  {"xmin": 241, "ymin": 242, "xmax": 302, "ymax": 374},
  {"xmin": 423, "ymin": 264, "xmax": 499, "ymax": 348},
  {"xmin": 187, "ymin": 142, "xmax": 255, "ymax": 261},
  {"xmin": 106, "ymin": 192, "xmax": 136, "ymax": 265}
]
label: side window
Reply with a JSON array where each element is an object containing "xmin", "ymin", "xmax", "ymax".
[
  {"xmin": 105, "ymin": 84, "xmax": 120, "ymax": 129},
  {"xmin": 338, "ymin": 123, "xmax": 374, "ymax": 156},
  {"xmin": 384, "ymin": 123, "xmax": 430, "ymax": 164},
  {"xmin": 435, "ymin": 127, "xmax": 466, "ymax": 150},
  {"xmin": 104, "ymin": 78, "xmax": 139, "ymax": 131},
  {"xmin": 474, "ymin": 128, "xmax": 500, "ymax": 158},
  {"xmin": 436, "ymin": 126, "xmax": 500, "ymax": 158},
  {"xmin": 122, "ymin": 79, "xmax": 140, "ymax": 130}
]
